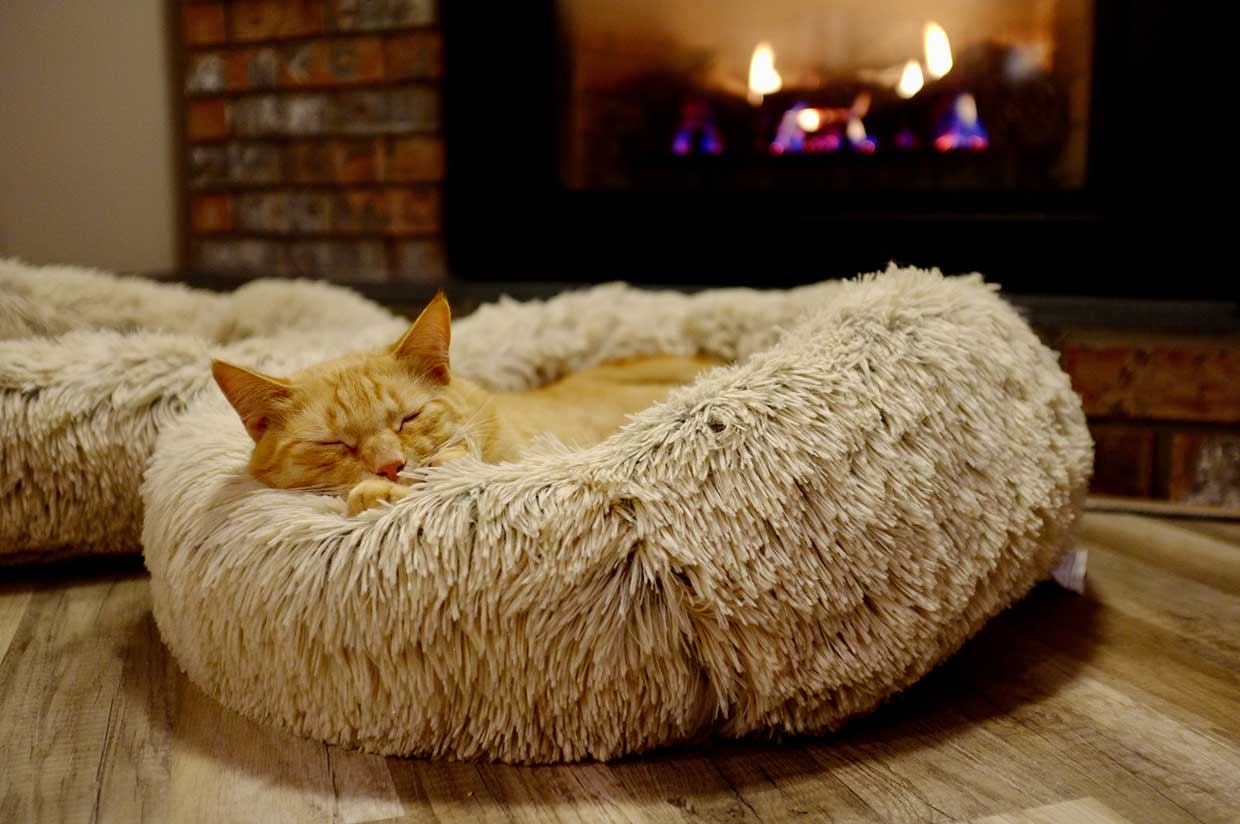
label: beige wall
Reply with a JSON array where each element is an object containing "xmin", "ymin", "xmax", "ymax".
[{"xmin": 0, "ymin": 0, "xmax": 177, "ymax": 274}]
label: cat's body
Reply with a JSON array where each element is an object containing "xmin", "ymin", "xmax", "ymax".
[
  {"xmin": 483, "ymin": 354, "xmax": 721, "ymax": 459},
  {"xmin": 212, "ymin": 294, "xmax": 721, "ymax": 515}
]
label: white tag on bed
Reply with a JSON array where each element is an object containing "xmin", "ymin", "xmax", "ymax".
[{"xmin": 1050, "ymin": 547, "xmax": 1088, "ymax": 594}]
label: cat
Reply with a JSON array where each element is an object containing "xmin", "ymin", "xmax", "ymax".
[{"xmin": 212, "ymin": 292, "xmax": 722, "ymax": 515}]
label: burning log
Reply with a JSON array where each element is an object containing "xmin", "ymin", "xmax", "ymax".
[
  {"xmin": 579, "ymin": 22, "xmax": 1072, "ymax": 191},
  {"xmin": 757, "ymin": 39, "xmax": 1069, "ymax": 157}
]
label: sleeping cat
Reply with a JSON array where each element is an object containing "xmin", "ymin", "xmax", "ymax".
[{"xmin": 212, "ymin": 293, "xmax": 721, "ymax": 515}]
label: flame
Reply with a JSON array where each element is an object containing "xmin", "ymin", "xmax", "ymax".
[
  {"xmin": 933, "ymin": 93, "xmax": 988, "ymax": 151},
  {"xmin": 896, "ymin": 60, "xmax": 924, "ymax": 99},
  {"xmin": 796, "ymin": 108, "xmax": 822, "ymax": 132},
  {"xmin": 771, "ymin": 95, "xmax": 878, "ymax": 155},
  {"xmin": 846, "ymin": 116, "xmax": 877, "ymax": 154},
  {"xmin": 748, "ymin": 42, "xmax": 782, "ymax": 103},
  {"xmin": 851, "ymin": 91, "xmax": 872, "ymax": 119},
  {"xmin": 924, "ymin": 22, "xmax": 953, "ymax": 79},
  {"xmin": 954, "ymin": 92, "xmax": 979, "ymax": 127}
]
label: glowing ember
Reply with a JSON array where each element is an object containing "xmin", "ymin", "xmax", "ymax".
[
  {"xmin": 846, "ymin": 117, "xmax": 877, "ymax": 153},
  {"xmin": 806, "ymin": 132, "xmax": 843, "ymax": 152},
  {"xmin": 924, "ymin": 22, "xmax": 953, "ymax": 80},
  {"xmin": 896, "ymin": 60, "xmax": 924, "ymax": 99},
  {"xmin": 671, "ymin": 98, "xmax": 723, "ymax": 156},
  {"xmin": 748, "ymin": 42, "xmax": 782, "ymax": 104},
  {"xmin": 796, "ymin": 107, "xmax": 822, "ymax": 132},
  {"xmin": 934, "ymin": 93, "xmax": 988, "ymax": 151},
  {"xmin": 770, "ymin": 103, "xmax": 810, "ymax": 154},
  {"xmin": 894, "ymin": 128, "xmax": 918, "ymax": 150},
  {"xmin": 671, "ymin": 127, "xmax": 723, "ymax": 156},
  {"xmin": 770, "ymin": 100, "xmax": 877, "ymax": 155}
]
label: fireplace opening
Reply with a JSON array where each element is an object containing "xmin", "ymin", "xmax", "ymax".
[
  {"xmin": 558, "ymin": 0, "xmax": 1094, "ymax": 194},
  {"xmin": 443, "ymin": 2, "xmax": 1211, "ymax": 298}
]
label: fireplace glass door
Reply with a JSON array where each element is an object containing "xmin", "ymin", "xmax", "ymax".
[{"xmin": 557, "ymin": 0, "xmax": 1094, "ymax": 193}]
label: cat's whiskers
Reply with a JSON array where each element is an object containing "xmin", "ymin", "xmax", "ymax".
[
  {"xmin": 288, "ymin": 481, "xmax": 352, "ymax": 496},
  {"xmin": 426, "ymin": 422, "xmax": 494, "ymax": 465},
  {"xmin": 422, "ymin": 399, "xmax": 498, "ymax": 467}
]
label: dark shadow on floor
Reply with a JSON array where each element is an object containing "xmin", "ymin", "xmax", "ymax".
[{"xmin": 0, "ymin": 552, "xmax": 146, "ymax": 587}]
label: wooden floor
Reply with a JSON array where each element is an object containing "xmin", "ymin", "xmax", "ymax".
[{"xmin": 2, "ymin": 512, "xmax": 1238, "ymax": 824}]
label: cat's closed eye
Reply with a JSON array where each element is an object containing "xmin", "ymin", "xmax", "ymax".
[
  {"xmin": 315, "ymin": 439, "xmax": 349, "ymax": 450},
  {"xmin": 398, "ymin": 410, "xmax": 421, "ymax": 431}
]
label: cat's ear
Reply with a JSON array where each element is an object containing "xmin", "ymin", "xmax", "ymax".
[
  {"xmin": 211, "ymin": 360, "xmax": 293, "ymax": 441},
  {"xmin": 392, "ymin": 291, "xmax": 451, "ymax": 383}
]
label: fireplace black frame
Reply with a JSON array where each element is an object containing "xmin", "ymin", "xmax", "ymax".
[{"xmin": 442, "ymin": 1, "xmax": 1217, "ymax": 299}]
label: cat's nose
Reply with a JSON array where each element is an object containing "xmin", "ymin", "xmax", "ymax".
[{"xmin": 376, "ymin": 458, "xmax": 405, "ymax": 481}]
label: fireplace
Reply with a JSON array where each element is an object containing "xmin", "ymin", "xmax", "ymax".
[
  {"xmin": 558, "ymin": 1, "xmax": 1092, "ymax": 194},
  {"xmin": 443, "ymin": 2, "xmax": 1209, "ymax": 298}
]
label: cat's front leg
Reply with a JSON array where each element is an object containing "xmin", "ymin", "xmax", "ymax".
[{"xmin": 346, "ymin": 479, "xmax": 411, "ymax": 516}]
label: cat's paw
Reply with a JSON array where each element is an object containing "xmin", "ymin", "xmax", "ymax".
[{"xmin": 346, "ymin": 479, "xmax": 411, "ymax": 516}]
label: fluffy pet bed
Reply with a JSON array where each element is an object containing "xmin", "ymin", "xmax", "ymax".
[
  {"xmin": 0, "ymin": 259, "xmax": 398, "ymax": 563},
  {"xmin": 142, "ymin": 267, "xmax": 1093, "ymax": 763}
]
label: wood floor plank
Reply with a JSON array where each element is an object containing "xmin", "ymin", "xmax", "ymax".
[
  {"xmin": 1077, "ymin": 542, "xmax": 1240, "ymax": 665},
  {"xmin": 898, "ymin": 591, "xmax": 1213, "ymax": 824},
  {"xmin": 957, "ymin": 649, "xmax": 1240, "ymax": 824},
  {"xmin": 607, "ymin": 750, "xmax": 767, "ymax": 823},
  {"xmin": 0, "ymin": 579, "xmax": 33, "ymax": 664},
  {"xmin": 326, "ymin": 745, "xmax": 405, "ymax": 824},
  {"xmin": 1044, "ymin": 675, "xmax": 1240, "ymax": 823},
  {"xmin": 1027, "ymin": 575, "xmax": 1240, "ymax": 744},
  {"xmin": 974, "ymin": 797, "xmax": 1136, "ymax": 824},
  {"xmin": 480, "ymin": 761, "xmax": 689, "ymax": 824},
  {"xmin": 1172, "ymin": 518, "xmax": 1240, "ymax": 546},
  {"xmin": 561, "ymin": 762, "xmax": 690, "ymax": 823},
  {"xmin": 92, "ymin": 608, "xmax": 177, "ymax": 823},
  {"xmin": 811, "ymin": 711, "xmax": 1054, "ymax": 823},
  {"xmin": 0, "ymin": 574, "xmax": 149, "ymax": 824},
  {"xmin": 1079, "ymin": 513, "xmax": 1240, "ymax": 595},
  {"xmin": 795, "ymin": 739, "xmax": 953, "ymax": 823},
  {"xmin": 778, "ymin": 591, "xmax": 1086, "ymax": 824},
  {"xmin": 953, "ymin": 696, "xmax": 1204, "ymax": 824},
  {"xmin": 387, "ymin": 759, "xmax": 516, "ymax": 824},
  {"xmin": 388, "ymin": 758, "xmax": 693, "ymax": 824},
  {"xmin": 167, "ymin": 677, "xmax": 340, "ymax": 824},
  {"xmin": 681, "ymin": 744, "xmax": 870, "ymax": 823}
]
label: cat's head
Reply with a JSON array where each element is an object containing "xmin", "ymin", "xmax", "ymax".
[{"xmin": 212, "ymin": 292, "xmax": 472, "ymax": 493}]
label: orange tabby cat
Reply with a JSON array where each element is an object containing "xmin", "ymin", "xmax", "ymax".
[{"xmin": 212, "ymin": 293, "xmax": 721, "ymax": 515}]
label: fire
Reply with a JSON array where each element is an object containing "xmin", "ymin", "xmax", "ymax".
[
  {"xmin": 955, "ymin": 92, "xmax": 979, "ymax": 126},
  {"xmin": 934, "ymin": 93, "xmax": 988, "ymax": 151},
  {"xmin": 846, "ymin": 117, "xmax": 876, "ymax": 153},
  {"xmin": 924, "ymin": 22, "xmax": 953, "ymax": 79},
  {"xmin": 896, "ymin": 60, "xmax": 924, "ymax": 99},
  {"xmin": 795, "ymin": 107, "xmax": 822, "ymax": 132},
  {"xmin": 748, "ymin": 42, "xmax": 782, "ymax": 104},
  {"xmin": 770, "ymin": 96, "xmax": 876, "ymax": 155}
]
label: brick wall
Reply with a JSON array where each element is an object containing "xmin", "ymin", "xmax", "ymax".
[
  {"xmin": 1054, "ymin": 334, "xmax": 1240, "ymax": 509},
  {"xmin": 179, "ymin": 0, "xmax": 444, "ymax": 283}
]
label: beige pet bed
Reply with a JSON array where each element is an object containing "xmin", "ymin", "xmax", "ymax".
[
  {"xmin": 142, "ymin": 267, "xmax": 1093, "ymax": 763},
  {"xmin": 0, "ymin": 259, "xmax": 398, "ymax": 563}
]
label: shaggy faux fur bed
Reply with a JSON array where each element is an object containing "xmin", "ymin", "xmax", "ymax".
[
  {"xmin": 0, "ymin": 259, "xmax": 397, "ymax": 562},
  {"xmin": 142, "ymin": 266, "xmax": 1093, "ymax": 763}
]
